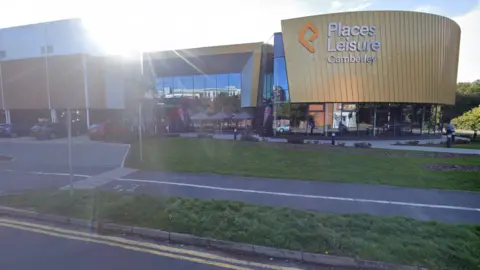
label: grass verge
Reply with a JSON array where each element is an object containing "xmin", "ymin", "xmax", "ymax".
[
  {"xmin": 0, "ymin": 190, "xmax": 479, "ymax": 270},
  {"xmin": 126, "ymin": 138, "xmax": 480, "ymax": 191}
]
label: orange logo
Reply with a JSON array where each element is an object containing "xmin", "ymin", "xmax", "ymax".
[{"xmin": 298, "ymin": 22, "xmax": 318, "ymax": 53}]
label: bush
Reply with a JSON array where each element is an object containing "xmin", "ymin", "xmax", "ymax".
[
  {"xmin": 197, "ymin": 133, "xmax": 213, "ymax": 139},
  {"xmin": 454, "ymin": 139, "xmax": 471, "ymax": 144},
  {"xmin": 451, "ymin": 106, "xmax": 480, "ymax": 130},
  {"xmin": 163, "ymin": 133, "xmax": 181, "ymax": 137},
  {"xmin": 240, "ymin": 134, "xmax": 259, "ymax": 142},
  {"xmin": 354, "ymin": 142, "xmax": 372, "ymax": 148},
  {"xmin": 405, "ymin": 140, "xmax": 420, "ymax": 145},
  {"xmin": 287, "ymin": 138, "xmax": 304, "ymax": 144}
]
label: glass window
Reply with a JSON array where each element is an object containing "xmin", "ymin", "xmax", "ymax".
[
  {"xmin": 273, "ymin": 33, "xmax": 285, "ymax": 58},
  {"xmin": 194, "ymin": 75, "xmax": 205, "ymax": 98},
  {"xmin": 273, "ymin": 57, "xmax": 290, "ymax": 103},
  {"xmin": 180, "ymin": 76, "xmax": 194, "ymax": 97},
  {"xmin": 205, "ymin": 74, "xmax": 216, "ymax": 99},
  {"xmin": 163, "ymin": 77, "xmax": 174, "ymax": 96},
  {"xmin": 173, "ymin": 77, "xmax": 183, "ymax": 95},
  {"xmin": 228, "ymin": 73, "xmax": 241, "ymax": 96},
  {"xmin": 216, "ymin": 74, "xmax": 229, "ymax": 96},
  {"xmin": 155, "ymin": 78, "xmax": 164, "ymax": 96}
]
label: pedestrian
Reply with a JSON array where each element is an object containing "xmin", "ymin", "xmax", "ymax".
[{"xmin": 446, "ymin": 122, "xmax": 455, "ymax": 143}]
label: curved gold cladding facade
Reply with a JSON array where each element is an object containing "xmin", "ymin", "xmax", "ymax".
[{"xmin": 281, "ymin": 11, "xmax": 460, "ymax": 105}]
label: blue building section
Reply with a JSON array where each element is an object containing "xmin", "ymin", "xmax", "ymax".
[{"xmin": 273, "ymin": 33, "xmax": 290, "ymax": 103}]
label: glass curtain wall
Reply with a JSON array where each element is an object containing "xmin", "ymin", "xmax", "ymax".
[
  {"xmin": 298, "ymin": 102, "xmax": 439, "ymax": 138},
  {"xmin": 155, "ymin": 73, "xmax": 242, "ymax": 99},
  {"xmin": 272, "ymin": 33, "xmax": 291, "ymax": 134}
]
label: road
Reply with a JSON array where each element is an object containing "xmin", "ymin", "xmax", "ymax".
[
  {"xmin": 102, "ymin": 170, "xmax": 480, "ymax": 224},
  {"xmin": 0, "ymin": 136, "xmax": 128, "ymax": 193},
  {"xmin": 0, "ymin": 218, "xmax": 311, "ymax": 270}
]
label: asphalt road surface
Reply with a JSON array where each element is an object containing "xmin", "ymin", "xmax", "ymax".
[
  {"xmin": 0, "ymin": 218, "xmax": 315, "ymax": 270},
  {"xmin": 0, "ymin": 137, "xmax": 128, "ymax": 192},
  {"xmin": 100, "ymin": 170, "xmax": 480, "ymax": 224}
]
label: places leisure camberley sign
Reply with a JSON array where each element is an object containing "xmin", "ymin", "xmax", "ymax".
[{"xmin": 298, "ymin": 21, "xmax": 380, "ymax": 64}]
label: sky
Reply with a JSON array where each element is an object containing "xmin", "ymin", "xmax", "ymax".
[{"xmin": 0, "ymin": 0, "xmax": 478, "ymax": 82}]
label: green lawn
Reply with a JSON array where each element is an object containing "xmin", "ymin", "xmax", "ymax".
[
  {"xmin": 454, "ymin": 140, "xmax": 480, "ymax": 149},
  {"xmin": 126, "ymin": 138, "xmax": 480, "ymax": 191},
  {"xmin": 0, "ymin": 190, "xmax": 478, "ymax": 270}
]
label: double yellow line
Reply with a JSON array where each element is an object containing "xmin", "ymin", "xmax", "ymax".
[{"xmin": 0, "ymin": 218, "xmax": 301, "ymax": 270}]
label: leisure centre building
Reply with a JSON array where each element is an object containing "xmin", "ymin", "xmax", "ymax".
[{"xmin": 0, "ymin": 11, "xmax": 460, "ymax": 137}]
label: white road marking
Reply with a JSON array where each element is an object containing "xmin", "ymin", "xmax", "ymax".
[
  {"xmin": 1, "ymin": 169, "xmax": 90, "ymax": 178},
  {"xmin": 121, "ymin": 145, "xmax": 131, "ymax": 168},
  {"xmin": 117, "ymin": 178, "xmax": 480, "ymax": 212},
  {"xmin": 28, "ymin": 171, "xmax": 91, "ymax": 178}
]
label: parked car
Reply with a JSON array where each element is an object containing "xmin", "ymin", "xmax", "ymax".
[
  {"xmin": 88, "ymin": 122, "xmax": 135, "ymax": 142},
  {"xmin": 276, "ymin": 125, "xmax": 290, "ymax": 133},
  {"xmin": 0, "ymin": 123, "xmax": 32, "ymax": 137},
  {"xmin": 31, "ymin": 121, "xmax": 82, "ymax": 140},
  {"xmin": 32, "ymin": 122, "xmax": 66, "ymax": 140}
]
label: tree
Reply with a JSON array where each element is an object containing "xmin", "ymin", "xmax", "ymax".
[
  {"xmin": 441, "ymin": 81, "xmax": 480, "ymax": 122},
  {"xmin": 456, "ymin": 81, "xmax": 480, "ymax": 95},
  {"xmin": 212, "ymin": 93, "xmax": 240, "ymax": 114},
  {"xmin": 451, "ymin": 106, "xmax": 480, "ymax": 130}
]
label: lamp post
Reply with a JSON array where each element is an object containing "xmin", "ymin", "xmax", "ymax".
[{"xmin": 66, "ymin": 108, "xmax": 73, "ymax": 195}]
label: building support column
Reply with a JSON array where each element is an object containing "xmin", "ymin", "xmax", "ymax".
[
  {"xmin": 421, "ymin": 105, "xmax": 425, "ymax": 135},
  {"xmin": 50, "ymin": 109, "xmax": 58, "ymax": 123},
  {"xmin": 324, "ymin": 103, "xmax": 328, "ymax": 136},
  {"xmin": 0, "ymin": 61, "xmax": 6, "ymax": 124},
  {"xmin": 4, "ymin": 110, "xmax": 11, "ymax": 124},
  {"xmin": 372, "ymin": 104, "xmax": 377, "ymax": 136},
  {"xmin": 43, "ymin": 26, "xmax": 53, "ymax": 122}
]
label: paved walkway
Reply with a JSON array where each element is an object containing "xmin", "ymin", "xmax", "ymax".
[{"xmin": 179, "ymin": 133, "xmax": 480, "ymax": 155}]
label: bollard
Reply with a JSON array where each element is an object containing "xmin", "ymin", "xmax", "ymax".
[
  {"xmin": 446, "ymin": 134, "xmax": 452, "ymax": 148},
  {"xmin": 234, "ymin": 128, "xmax": 237, "ymax": 140},
  {"xmin": 331, "ymin": 132, "xmax": 336, "ymax": 145}
]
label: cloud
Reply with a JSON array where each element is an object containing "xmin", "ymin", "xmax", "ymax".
[
  {"xmin": 414, "ymin": 5, "xmax": 442, "ymax": 14},
  {"xmin": 453, "ymin": 1, "xmax": 480, "ymax": 82}
]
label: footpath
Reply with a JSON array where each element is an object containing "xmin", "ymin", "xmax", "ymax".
[{"xmin": 179, "ymin": 133, "xmax": 480, "ymax": 155}]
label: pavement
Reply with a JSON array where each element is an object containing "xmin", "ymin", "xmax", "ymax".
[
  {"xmin": 0, "ymin": 217, "xmax": 314, "ymax": 270},
  {"xmin": 179, "ymin": 133, "xmax": 480, "ymax": 155}
]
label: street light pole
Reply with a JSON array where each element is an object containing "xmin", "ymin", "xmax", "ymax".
[
  {"xmin": 67, "ymin": 108, "xmax": 73, "ymax": 195},
  {"xmin": 138, "ymin": 51, "xmax": 144, "ymax": 162},
  {"xmin": 138, "ymin": 102, "xmax": 143, "ymax": 162}
]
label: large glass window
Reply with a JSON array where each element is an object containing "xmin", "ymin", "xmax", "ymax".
[
  {"xmin": 163, "ymin": 77, "xmax": 174, "ymax": 96},
  {"xmin": 228, "ymin": 73, "xmax": 241, "ymax": 96},
  {"xmin": 155, "ymin": 77, "xmax": 164, "ymax": 96},
  {"xmin": 172, "ymin": 76, "xmax": 194, "ymax": 97},
  {"xmin": 273, "ymin": 57, "xmax": 290, "ymax": 103},
  {"xmin": 205, "ymin": 74, "xmax": 217, "ymax": 99},
  {"xmin": 193, "ymin": 75, "xmax": 205, "ymax": 98},
  {"xmin": 181, "ymin": 76, "xmax": 194, "ymax": 97},
  {"xmin": 216, "ymin": 74, "xmax": 229, "ymax": 96},
  {"xmin": 156, "ymin": 73, "xmax": 242, "ymax": 100}
]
